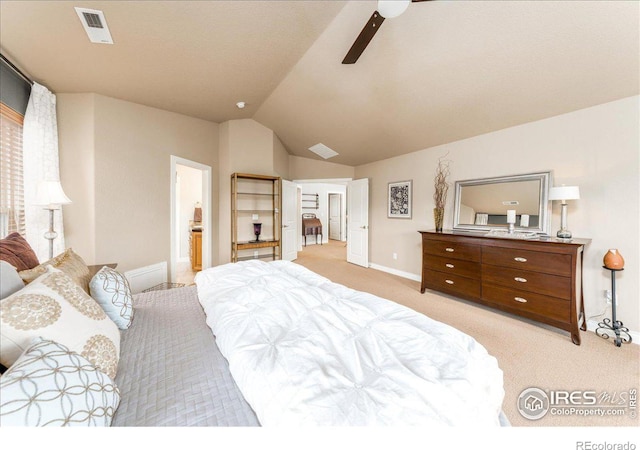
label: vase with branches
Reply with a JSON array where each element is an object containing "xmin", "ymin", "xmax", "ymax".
[{"xmin": 433, "ymin": 155, "xmax": 450, "ymax": 232}]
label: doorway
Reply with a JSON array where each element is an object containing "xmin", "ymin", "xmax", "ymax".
[
  {"xmin": 291, "ymin": 178, "xmax": 368, "ymax": 268},
  {"xmin": 170, "ymin": 156, "xmax": 212, "ymax": 284}
]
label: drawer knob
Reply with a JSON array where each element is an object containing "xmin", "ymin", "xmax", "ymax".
[
  {"xmin": 514, "ymin": 297, "xmax": 528, "ymax": 303},
  {"xmin": 445, "ymin": 247, "xmax": 455, "ymax": 252},
  {"xmin": 514, "ymin": 257, "xmax": 528, "ymax": 263},
  {"xmin": 514, "ymin": 277, "xmax": 528, "ymax": 283},
  {"xmin": 445, "ymin": 263, "xmax": 455, "ymax": 269},
  {"xmin": 445, "ymin": 279, "xmax": 455, "ymax": 285}
]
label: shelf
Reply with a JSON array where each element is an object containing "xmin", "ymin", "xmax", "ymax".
[
  {"xmin": 301, "ymin": 193, "xmax": 319, "ymax": 209},
  {"xmin": 237, "ymin": 240, "xmax": 280, "ymax": 250},
  {"xmin": 237, "ymin": 254, "xmax": 277, "ymax": 262},
  {"xmin": 235, "ymin": 192, "xmax": 279, "ymax": 196},
  {"xmin": 236, "ymin": 209, "xmax": 276, "ymax": 212},
  {"xmin": 231, "ymin": 173, "xmax": 281, "ymax": 263}
]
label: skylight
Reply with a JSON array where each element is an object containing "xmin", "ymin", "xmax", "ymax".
[{"xmin": 308, "ymin": 143, "xmax": 338, "ymax": 159}]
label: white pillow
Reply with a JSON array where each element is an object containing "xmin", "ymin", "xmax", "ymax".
[
  {"xmin": 0, "ymin": 266, "xmax": 120, "ymax": 379},
  {"xmin": 1, "ymin": 261, "xmax": 24, "ymax": 300},
  {"xmin": 89, "ymin": 266, "xmax": 134, "ymax": 330},
  {"xmin": 0, "ymin": 337, "xmax": 120, "ymax": 426}
]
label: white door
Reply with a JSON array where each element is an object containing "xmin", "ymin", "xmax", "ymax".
[
  {"xmin": 328, "ymin": 193, "xmax": 341, "ymax": 240},
  {"xmin": 347, "ymin": 178, "xmax": 369, "ymax": 267},
  {"xmin": 281, "ymin": 179, "xmax": 298, "ymax": 261}
]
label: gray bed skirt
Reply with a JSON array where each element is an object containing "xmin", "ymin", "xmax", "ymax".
[{"xmin": 112, "ymin": 284, "xmax": 510, "ymax": 427}]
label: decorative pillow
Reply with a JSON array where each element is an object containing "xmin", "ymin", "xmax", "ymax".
[
  {"xmin": 0, "ymin": 337, "xmax": 120, "ymax": 426},
  {"xmin": 0, "ymin": 261, "xmax": 24, "ymax": 300},
  {"xmin": 0, "ymin": 232, "xmax": 40, "ymax": 272},
  {"xmin": 0, "ymin": 266, "xmax": 120, "ymax": 379},
  {"xmin": 19, "ymin": 248, "xmax": 91, "ymax": 293},
  {"xmin": 89, "ymin": 267, "xmax": 134, "ymax": 330}
]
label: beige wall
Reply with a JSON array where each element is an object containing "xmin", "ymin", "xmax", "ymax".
[
  {"xmin": 273, "ymin": 133, "xmax": 290, "ymax": 179},
  {"xmin": 57, "ymin": 94, "xmax": 96, "ymax": 264},
  {"xmin": 58, "ymin": 93, "xmax": 219, "ymax": 275},
  {"xmin": 355, "ymin": 95, "xmax": 640, "ymax": 333},
  {"xmin": 217, "ymin": 119, "xmax": 283, "ymax": 263}
]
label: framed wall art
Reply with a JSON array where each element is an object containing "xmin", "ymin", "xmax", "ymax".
[{"xmin": 388, "ymin": 180, "xmax": 412, "ymax": 219}]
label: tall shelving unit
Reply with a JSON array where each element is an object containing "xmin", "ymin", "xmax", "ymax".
[{"xmin": 231, "ymin": 173, "xmax": 281, "ymax": 263}]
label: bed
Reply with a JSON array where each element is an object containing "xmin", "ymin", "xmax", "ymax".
[
  {"xmin": 193, "ymin": 260, "xmax": 506, "ymax": 426},
  {"xmin": 1, "ymin": 249, "xmax": 507, "ymax": 426}
]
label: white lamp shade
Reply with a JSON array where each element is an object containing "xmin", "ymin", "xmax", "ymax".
[
  {"xmin": 378, "ymin": 0, "xmax": 410, "ymax": 19},
  {"xmin": 35, "ymin": 181, "xmax": 72, "ymax": 207},
  {"xmin": 549, "ymin": 185, "xmax": 580, "ymax": 202}
]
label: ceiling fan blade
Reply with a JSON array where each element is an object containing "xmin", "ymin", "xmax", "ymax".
[{"xmin": 342, "ymin": 11, "xmax": 385, "ymax": 64}]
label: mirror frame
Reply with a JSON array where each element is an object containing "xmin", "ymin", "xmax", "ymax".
[{"xmin": 452, "ymin": 171, "xmax": 552, "ymax": 235}]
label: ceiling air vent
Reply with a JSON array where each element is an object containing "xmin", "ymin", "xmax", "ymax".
[
  {"xmin": 74, "ymin": 7, "xmax": 114, "ymax": 44},
  {"xmin": 309, "ymin": 143, "xmax": 339, "ymax": 160}
]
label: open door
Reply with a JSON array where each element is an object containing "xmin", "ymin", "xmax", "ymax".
[
  {"xmin": 281, "ymin": 179, "xmax": 298, "ymax": 261},
  {"xmin": 328, "ymin": 193, "xmax": 341, "ymax": 240},
  {"xmin": 347, "ymin": 178, "xmax": 369, "ymax": 267}
]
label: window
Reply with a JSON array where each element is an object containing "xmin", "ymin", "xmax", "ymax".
[{"xmin": 0, "ymin": 102, "xmax": 25, "ymax": 237}]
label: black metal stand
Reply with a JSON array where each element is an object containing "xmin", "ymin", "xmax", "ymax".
[{"xmin": 596, "ymin": 267, "xmax": 631, "ymax": 347}]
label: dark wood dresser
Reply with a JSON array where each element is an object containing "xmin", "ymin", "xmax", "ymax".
[{"xmin": 419, "ymin": 230, "xmax": 591, "ymax": 345}]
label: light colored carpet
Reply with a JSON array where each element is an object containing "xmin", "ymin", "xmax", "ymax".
[{"xmin": 295, "ymin": 240, "xmax": 639, "ymax": 428}]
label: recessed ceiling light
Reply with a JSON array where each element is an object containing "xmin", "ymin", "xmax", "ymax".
[
  {"xmin": 236, "ymin": 101, "xmax": 246, "ymax": 109},
  {"xmin": 309, "ymin": 143, "xmax": 339, "ymax": 159}
]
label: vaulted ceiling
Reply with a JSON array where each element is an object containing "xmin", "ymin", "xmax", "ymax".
[{"xmin": 1, "ymin": 1, "xmax": 638, "ymax": 166}]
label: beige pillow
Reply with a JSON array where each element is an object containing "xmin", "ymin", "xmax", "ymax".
[
  {"xmin": 19, "ymin": 248, "xmax": 91, "ymax": 293},
  {"xmin": 0, "ymin": 266, "xmax": 120, "ymax": 379}
]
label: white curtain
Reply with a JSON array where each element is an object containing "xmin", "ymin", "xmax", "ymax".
[{"xmin": 23, "ymin": 82, "xmax": 65, "ymax": 262}]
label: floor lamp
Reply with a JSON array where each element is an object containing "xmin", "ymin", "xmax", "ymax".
[{"xmin": 35, "ymin": 181, "xmax": 72, "ymax": 259}]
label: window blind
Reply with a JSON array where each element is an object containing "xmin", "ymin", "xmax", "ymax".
[{"xmin": 0, "ymin": 102, "xmax": 25, "ymax": 237}]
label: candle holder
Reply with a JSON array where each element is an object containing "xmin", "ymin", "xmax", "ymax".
[
  {"xmin": 596, "ymin": 267, "xmax": 632, "ymax": 347},
  {"xmin": 252, "ymin": 223, "xmax": 262, "ymax": 243},
  {"xmin": 507, "ymin": 209, "xmax": 516, "ymax": 234}
]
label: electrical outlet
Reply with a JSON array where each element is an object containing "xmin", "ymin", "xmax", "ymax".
[
  {"xmin": 393, "ymin": 252, "xmax": 398, "ymax": 260},
  {"xmin": 605, "ymin": 289, "xmax": 619, "ymax": 306},
  {"xmin": 253, "ymin": 251, "xmax": 259, "ymax": 258}
]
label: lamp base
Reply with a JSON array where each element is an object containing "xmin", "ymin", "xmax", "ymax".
[{"xmin": 556, "ymin": 229, "xmax": 572, "ymax": 239}]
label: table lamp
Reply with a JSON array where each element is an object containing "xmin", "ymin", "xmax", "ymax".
[{"xmin": 549, "ymin": 185, "xmax": 579, "ymax": 239}]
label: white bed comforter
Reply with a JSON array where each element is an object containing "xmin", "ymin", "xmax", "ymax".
[{"xmin": 195, "ymin": 260, "xmax": 504, "ymax": 426}]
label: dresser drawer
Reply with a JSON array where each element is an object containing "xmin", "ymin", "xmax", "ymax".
[
  {"xmin": 482, "ymin": 246, "xmax": 572, "ymax": 276},
  {"xmin": 422, "ymin": 239, "xmax": 481, "ymax": 262},
  {"xmin": 482, "ymin": 264, "xmax": 571, "ymax": 299},
  {"xmin": 422, "ymin": 270, "xmax": 481, "ymax": 299},
  {"xmin": 423, "ymin": 254, "xmax": 480, "ymax": 280},
  {"xmin": 482, "ymin": 283, "xmax": 570, "ymax": 323}
]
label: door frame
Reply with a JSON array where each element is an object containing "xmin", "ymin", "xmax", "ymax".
[
  {"xmin": 170, "ymin": 155, "xmax": 212, "ymax": 282},
  {"xmin": 281, "ymin": 179, "xmax": 298, "ymax": 261},
  {"xmin": 293, "ymin": 178, "xmax": 352, "ymax": 250}
]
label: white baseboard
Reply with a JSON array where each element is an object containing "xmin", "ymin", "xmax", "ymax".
[
  {"xmin": 368, "ymin": 263, "xmax": 421, "ymax": 282},
  {"xmin": 124, "ymin": 261, "xmax": 168, "ymax": 294},
  {"xmin": 369, "ymin": 263, "xmax": 639, "ymax": 345}
]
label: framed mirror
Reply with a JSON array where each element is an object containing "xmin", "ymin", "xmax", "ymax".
[{"xmin": 453, "ymin": 171, "xmax": 552, "ymax": 235}]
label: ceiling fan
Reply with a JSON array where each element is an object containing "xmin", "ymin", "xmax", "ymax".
[{"xmin": 342, "ymin": 0, "xmax": 431, "ymax": 64}]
